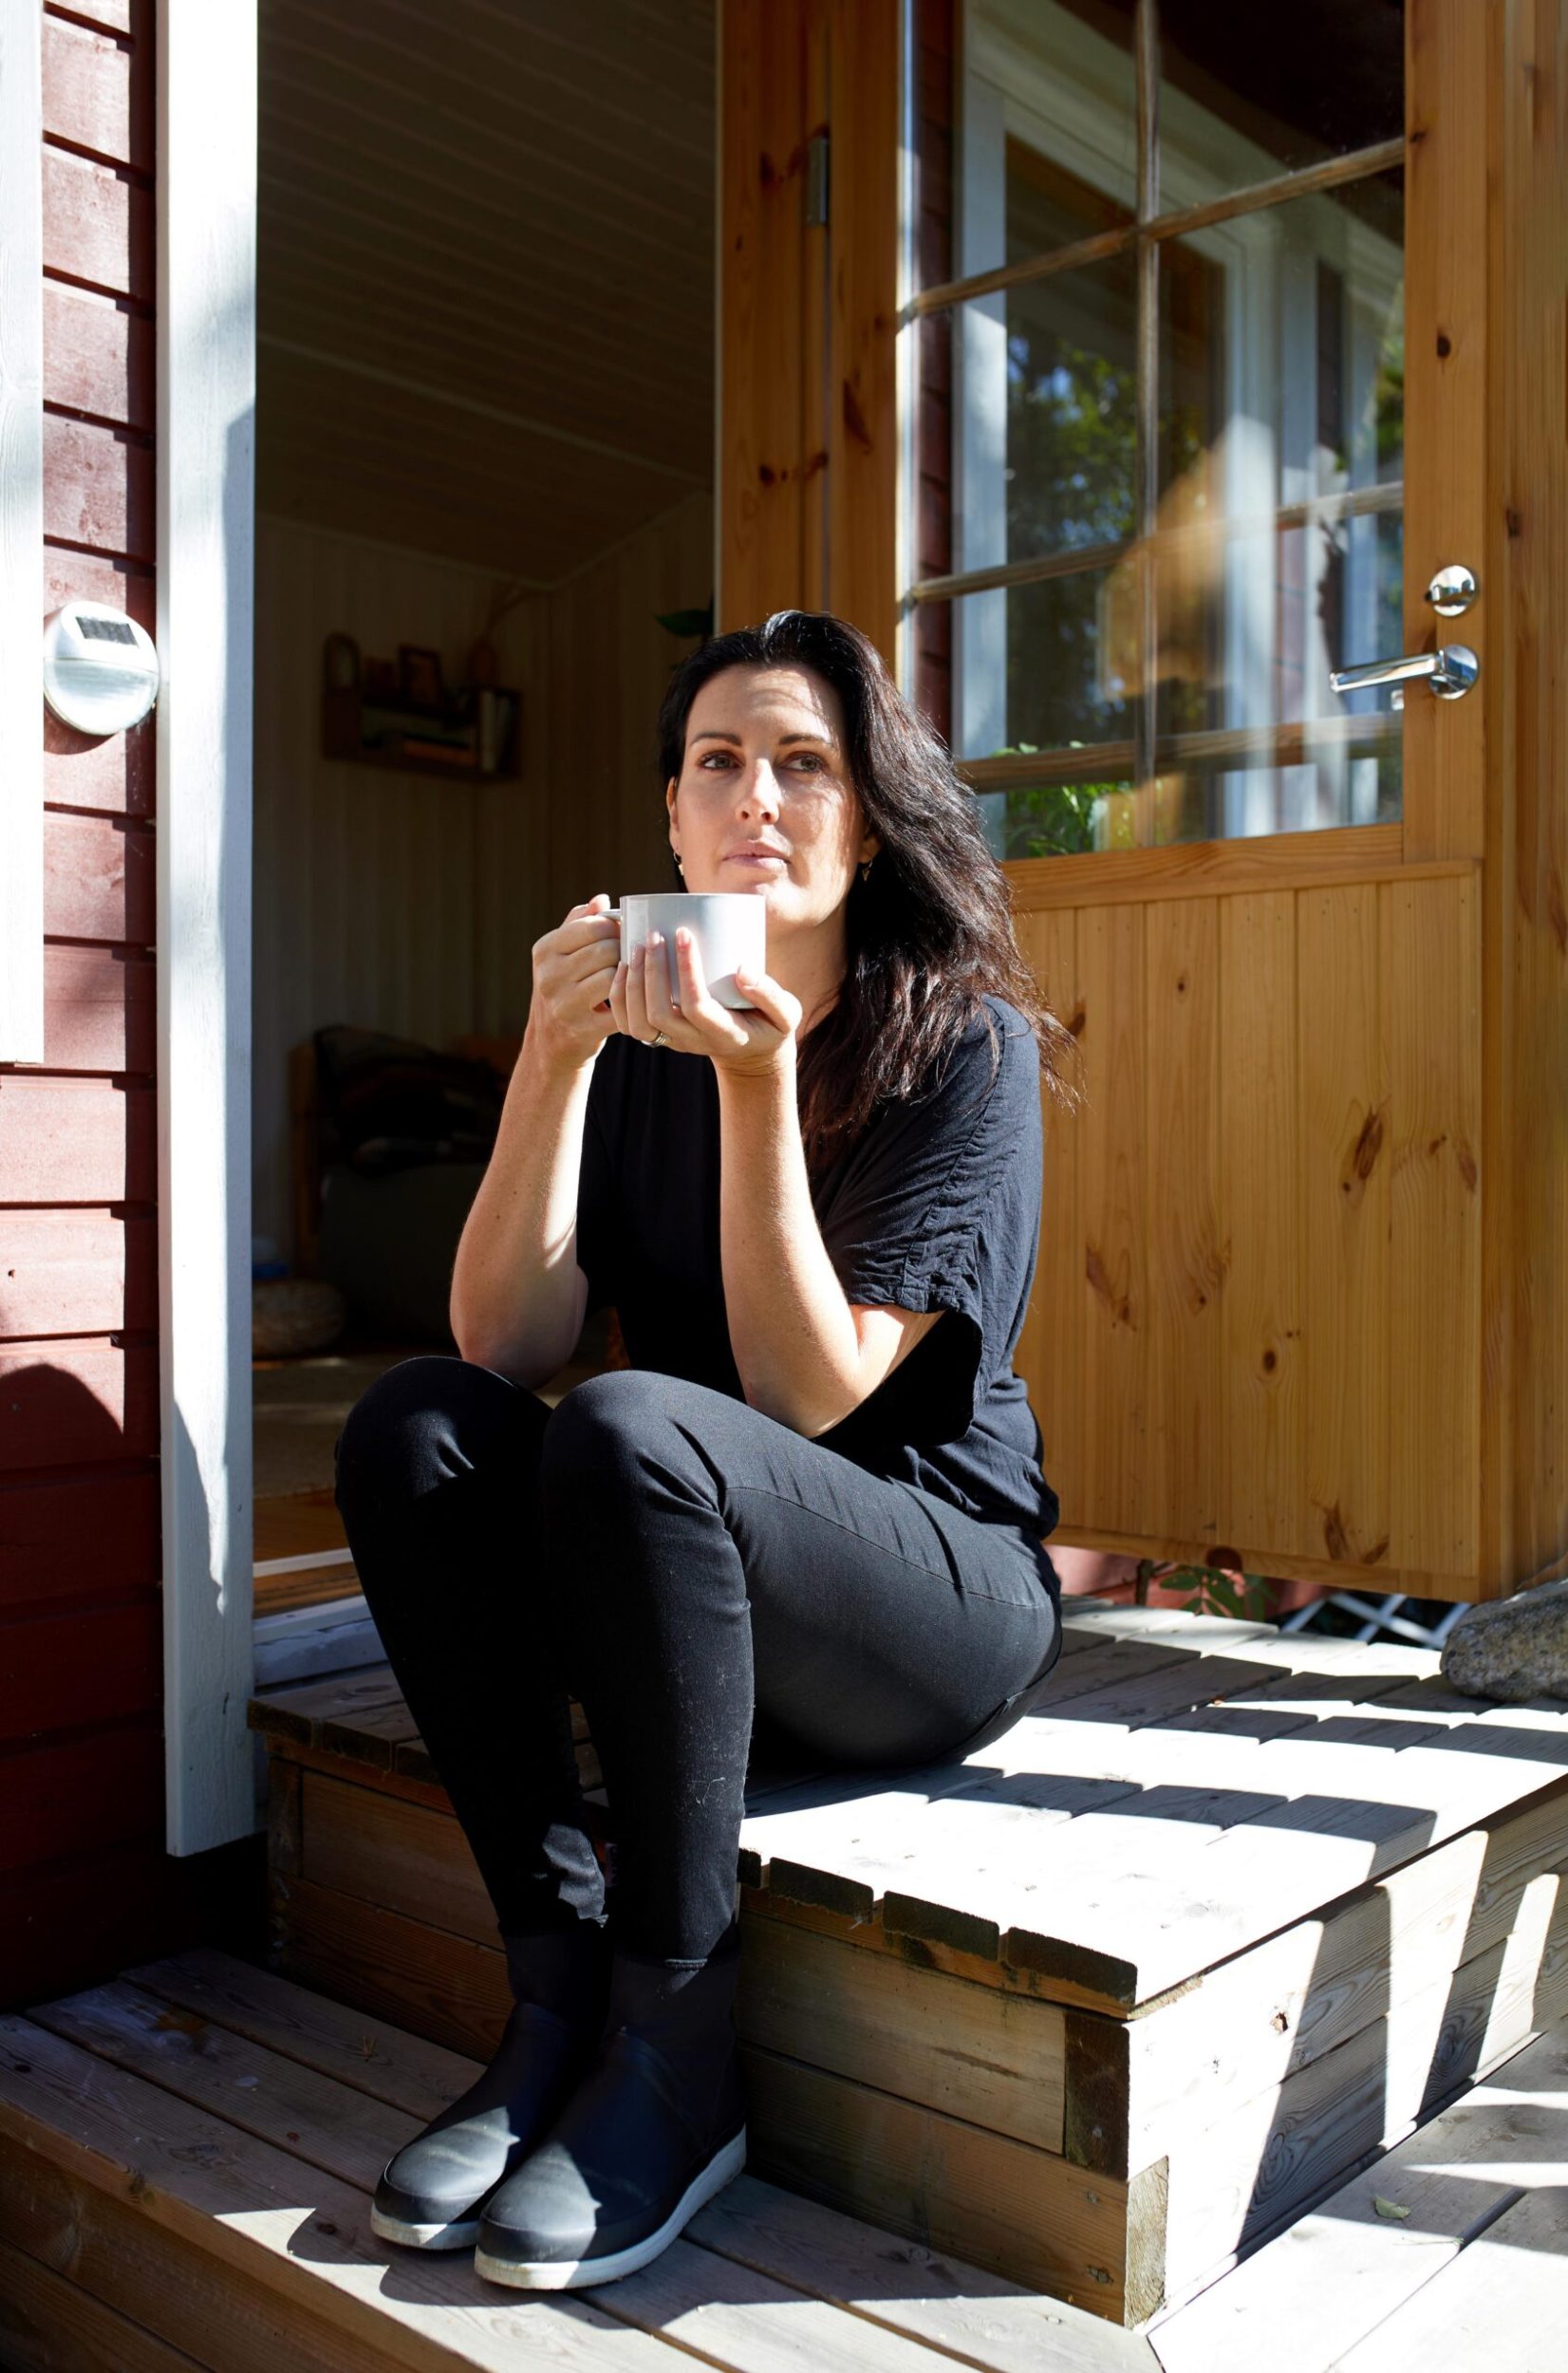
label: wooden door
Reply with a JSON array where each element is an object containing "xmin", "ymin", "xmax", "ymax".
[{"xmin": 719, "ymin": 0, "xmax": 1568, "ymax": 1603}]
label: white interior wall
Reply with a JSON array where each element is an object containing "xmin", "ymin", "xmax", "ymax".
[
  {"xmin": 251, "ymin": 514, "xmax": 545, "ymax": 1264},
  {"xmin": 251, "ymin": 494, "xmax": 715, "ymax": 1266}
]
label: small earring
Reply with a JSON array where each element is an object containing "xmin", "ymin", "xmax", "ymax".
[
  {"xmin": 859, "ymin": 857, "xmax": 873, "ymax": 884},
  {"xmin": 676, "ymin": 856, "xmax": 685, "ymax": 875}
]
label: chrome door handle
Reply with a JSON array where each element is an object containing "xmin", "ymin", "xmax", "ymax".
[{"xmin": 1329, "ymin": 643, "xmax": 1480, "ymax": 702}]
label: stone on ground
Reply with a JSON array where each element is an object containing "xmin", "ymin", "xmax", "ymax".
[{"xmin": 1442, "ymin": 1579, "xmax": 1568, "ymax": 1701}]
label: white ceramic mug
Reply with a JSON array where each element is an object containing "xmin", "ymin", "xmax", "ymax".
[{"xmin": 607, "ymin": 891, "xmax": 767, "ymax": 1012}]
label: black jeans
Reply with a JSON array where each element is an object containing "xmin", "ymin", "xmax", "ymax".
[{"xmin": 332, "ymin": 1357, "xmax": 1061, "ymax": 1965}]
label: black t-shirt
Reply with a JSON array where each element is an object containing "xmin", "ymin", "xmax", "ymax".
[{"xmin": 574, "ymin": 991, "xmax": 1061, "ymax": 1553}]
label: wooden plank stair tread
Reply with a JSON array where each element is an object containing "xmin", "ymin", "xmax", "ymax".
[
  {"xmin": 0, "ymin": 1948, "xmax": 1154, "ymax": 2373},
  {"xmin": 1148, "ymin": 2009, "xmax": 1568, "ymax": 2373},
  {"xmin": 249, "ymin": 1608, "xmax": 1568, "ymax": 2014}
]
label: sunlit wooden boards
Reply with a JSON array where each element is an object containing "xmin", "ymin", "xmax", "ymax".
[
  {"xmin": 0, "ymin": 1951, "xmax": 1155, "ymax": 2373},
  {"xmin": 1148, "ymin": 2020, "xmax": 1568, "ymax": 2373},
  {"xmin": 249, "ymin": 1608, "xmax": 1568, "ymax": 2326},
  {"xmin": 1013, "ymin": 863, "xmax": 1484, "ymax": 1596}
]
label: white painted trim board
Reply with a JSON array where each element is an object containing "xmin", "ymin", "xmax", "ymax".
[{"xmin": 157, "ymin": 0, "xmax": 260, "ymax": 1855}]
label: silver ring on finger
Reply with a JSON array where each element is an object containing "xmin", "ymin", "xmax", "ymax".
[{"xmin": 648, "ymin": 1029, "xmax": 667, "ymax": 1048}]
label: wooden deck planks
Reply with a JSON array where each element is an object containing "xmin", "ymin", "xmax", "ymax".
[
  {"xmin": 689, "ymin": 2173, "xmax": 1159, "ymax": 2373},
  {"xmin": 1332, "ymin": 2177, "xmax": 1568, "ymax": 2373},
  {"xmin": 0, "ymin": 2132, "xmax": 395, "ymax": 2373},
  {"xmin": 1149, "ymin": 2024, "xmax": 1568, "ymax": 2373},
  {"xmin": 0, "ymin": 2011, "xmax": 671, "ymax": 2373},
  {"xmin": 0, "ymin": 1951, "xmax": 1147, "ymax": 2373}
]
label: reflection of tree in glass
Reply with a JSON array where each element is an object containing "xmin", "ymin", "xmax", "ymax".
[
  {"xmin": 1370, "ymin": 317, "xmax": 1403, "ymax": 478},
  {"xmin": 987, "ymin": 754, "xmax": 1132, "ymax": 860},
  {"xmin": 1005, "ymin": 339, "xmax": 1136, "ymax": 552},
  {"xmin": 996, "ymin": 337, "xmax": 1137, "ymax": 755}
]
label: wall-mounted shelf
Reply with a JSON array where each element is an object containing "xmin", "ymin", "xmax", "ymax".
[{"xmin": 321, "ymin": 675, "xmax": 520, "ymax": 783}]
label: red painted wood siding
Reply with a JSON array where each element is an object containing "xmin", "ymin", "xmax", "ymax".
[{"xmin": 1, "ymin": 0, "xmax": 258, "ymax": 2013}]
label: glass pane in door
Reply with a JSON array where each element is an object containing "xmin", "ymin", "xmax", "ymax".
[
  {"xmin": 912, "ymin": 0, "xmax": 1408, "ymax": 855},
  {"xmin": 1151, "ymin": 170, "xmax": 1404, "ymax": 841},
  {"xmin": 952, "ymin": 254, "xmax": 1139, "ymax": 580},
  {"xmin": 1158, "ymin": 1, "xmax": 1405, "ymax": 207},
  {"xmin": 957, "ymin": 0, "xmax": 1137, "ymax": 280}
]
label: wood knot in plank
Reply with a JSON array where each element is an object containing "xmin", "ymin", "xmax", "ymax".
[
  {"xmin": 1085, "ymin": 1242, "xmax": 1132, "ymax": 1327},
  {"xmin": 841, "ymin": 380, "xmax": 872, "ymax": 453},
  {"xmin": 1188, "ymin": 1237, "xmax": 1230, "ymax": 1313},
  {"xmin": 1340, "ymin": 1102, "xmax": 1387, "ymax": 1203}
]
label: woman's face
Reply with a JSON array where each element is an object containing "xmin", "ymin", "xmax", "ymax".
[{"xmin": 665, "ymin": 663, "xmax": 879, "ymax": 939}]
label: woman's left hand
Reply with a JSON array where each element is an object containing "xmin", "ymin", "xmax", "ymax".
[{"xmin": 610, "ymin": 926, "xmax": 801, "ymax": 1080}]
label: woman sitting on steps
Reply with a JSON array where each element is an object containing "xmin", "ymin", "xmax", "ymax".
[{"xmin": 331, "ymin": 606, "xmax": 1081, "ymax": 2292}]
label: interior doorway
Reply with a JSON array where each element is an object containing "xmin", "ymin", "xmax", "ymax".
[{"xmin": 248, "ymin": 1, "xmax": 718, "ymax": 1624}]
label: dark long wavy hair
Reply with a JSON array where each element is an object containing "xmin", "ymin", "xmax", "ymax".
[{"xmin": 655, "ymin": 609, "xmax": 1084, "ymax": 1170}]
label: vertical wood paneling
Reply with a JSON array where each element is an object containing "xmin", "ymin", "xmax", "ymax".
[
  {"xmin": 1298, "ymin": 885, "xmax": 1391, "ymax": 1572},
  {"xmin": 1219, "ymin": 893, "xmax": 1303, "ymax": 1553},
  {"xmin": 1490, "ymin": 0, "xmax": 1568, "ymax": 1596},
  {"xmin": 1016, "ymin": 909, "xmax": 1081, "ymax": 1525},
  {"xmin": 1076, "ymin": 903, "xmax": 1146, "ymax": 1536},
  {"xmin": 252, "ymin": 515, "xmax": 539, "ymax": 1261},
  {"xmin": 542, "ymin": 489, "xmax": 718, "ymax": 929},
  {"xmin": 1383, "ymin": 872, "xmax": 1483, "ymax": 1575},
  {"xmin": 1144, "ymin": 899, "xmax": 1222, "ymax": 1548},
  {"xmin": 719, "ymin": 0, "xmax": 811, "ymax": 625},
  {"xmin": 252, "ymin": 496, "xmax": 714, "ymax": 1263},
  {"xmin": 825, "ymin": 0, "xmax": 900, "ymax": 658}
]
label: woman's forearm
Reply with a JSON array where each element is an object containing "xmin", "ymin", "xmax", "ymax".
[
  {"xmin": 715, "ymin": 1062, "xmax": 865, "ymax": 1435},
  {"xmin": 449, "ymin": 1027, "xmax": 597, "ymax": 1384}
]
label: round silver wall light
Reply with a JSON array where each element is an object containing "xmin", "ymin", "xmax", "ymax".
[{"xmin": 43, "ymin": 600, "xmax": 161, "ymax": 736}]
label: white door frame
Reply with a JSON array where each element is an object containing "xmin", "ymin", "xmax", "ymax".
[{"xmin": 156, "ymin": 0, "xmax": 258, "ymax": 1855}]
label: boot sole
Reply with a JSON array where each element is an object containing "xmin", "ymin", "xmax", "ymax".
[
  {"xmin": 370, "ymin": 2204, "xmax": 484, "ymax": 2250},
  {"xmin": 473, "ymin": 2125, "xmax": 747, "ymax": 2289}
]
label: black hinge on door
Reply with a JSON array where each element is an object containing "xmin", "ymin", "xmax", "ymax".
[{"xmin": 805, "ymin": 130, "xmax": 830, "ymax": 227}]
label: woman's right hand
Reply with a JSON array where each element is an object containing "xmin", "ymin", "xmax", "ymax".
[{"xmin": 525, "ymin": 893, "xmax": 622, "ymax": 1073}]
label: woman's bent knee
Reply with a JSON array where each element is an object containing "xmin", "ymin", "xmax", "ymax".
[
  {"xmin": 540, "ymin": 1369, "xmax": 714, "ymax": 1504},
  {"xmin": 332, "ymin": 1354, "xmax": 516, "ymax": 1505}
]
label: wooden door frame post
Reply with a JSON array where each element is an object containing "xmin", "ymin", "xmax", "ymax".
[
  {"xmin": 156, "ymin": 0, "xmax": 258, "ymax": 1854},
  {"xmin": 719, "ymin": 0, "xmax": 902, "ymax": 654}
]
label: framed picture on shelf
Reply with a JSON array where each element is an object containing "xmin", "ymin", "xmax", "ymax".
[{"xmin": 399, "ymin": 645, "xmax": 444, "ymax": 710}]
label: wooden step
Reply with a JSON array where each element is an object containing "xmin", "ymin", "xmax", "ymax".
[
  {"xmin": 1148, "ymin": 2002, "xmax": 1568, "ymax": 2372},
  {"xmin": 0, "ymin": 1948, "xmax": 1153, "ymax": 2373},
  {"xmin": 249, "ymin": 1602, "xmax": 1568, "ymax": 2326}
]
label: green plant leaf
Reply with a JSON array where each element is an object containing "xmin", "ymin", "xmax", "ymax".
[{"xmin": 655, "ymin": 604, "xmax": 714, "ymax": 640}]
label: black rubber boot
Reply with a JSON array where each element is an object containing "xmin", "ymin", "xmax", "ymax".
[
  {"xmin": 472, "ymin": 1921, "xmax": 747, "ymax": 2289},
  {"xmin": 370, "ymin": 1917, "xmax": 611, "ymax": 2251}
]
